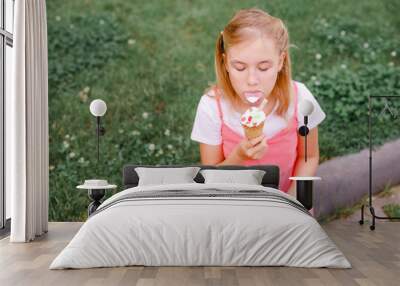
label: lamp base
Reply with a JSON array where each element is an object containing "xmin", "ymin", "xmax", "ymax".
[
  {"xmin": 87, "ymin": 189, "xmax": 105, "ymax": 216},
  {"xmin": 289, "ymin": 177, "xmax": 321, "ymax": 211},
  {"xmin": 296, "ymin": 180, "xmax": 313, "ymax": 210}
]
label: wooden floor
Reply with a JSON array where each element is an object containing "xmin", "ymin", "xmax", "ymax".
[{"xmin": 0, "ymin": 221, "xmax": 399, "ymax": 286}]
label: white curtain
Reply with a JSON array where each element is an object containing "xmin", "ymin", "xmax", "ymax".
[{"xmin": 7, "ymin": 0, "xmax": 49, "ymax": 242}]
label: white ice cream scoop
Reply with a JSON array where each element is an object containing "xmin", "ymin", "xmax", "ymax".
[{"xmin": 244, "ymin": 91, "xmax": 264, "ymax": 104}]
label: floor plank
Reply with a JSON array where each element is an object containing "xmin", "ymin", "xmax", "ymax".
[{"xmin": 0, "ymin": 221, "xmax": 399, "ymax": 286}]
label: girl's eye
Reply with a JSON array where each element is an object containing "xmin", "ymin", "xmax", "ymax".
[{"xmin": 233, "ymin": 65, "xmax": 269, "ymax": 72}]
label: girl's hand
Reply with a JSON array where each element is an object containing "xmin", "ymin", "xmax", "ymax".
[{"xmin": 236, "ymin": 134, "xmax": 268, "ymax": 160}]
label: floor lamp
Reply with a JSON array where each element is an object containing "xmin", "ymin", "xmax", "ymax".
[{"xmin": 359, "ymin": 95, "xmax": 400, "ymax": 230}]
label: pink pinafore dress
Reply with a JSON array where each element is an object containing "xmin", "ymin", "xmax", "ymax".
[{"xmin": 215, "ymin": 83, "xmax": 299, "ymax": 193}]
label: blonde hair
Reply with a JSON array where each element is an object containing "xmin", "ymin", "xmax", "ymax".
[{"xmin": 207, "ymin": 8, "xmax": 293, "ymax": 117}]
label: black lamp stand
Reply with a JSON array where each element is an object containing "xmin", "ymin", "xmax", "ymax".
[
  {"xmin": 298, "ymin": 116, "xmax": 309, "ymax": 162},
  {"xmin": 95, "ymin": 116, "xmax": 105, "ymax": 174},
  {"xmin": 96, "ymin": 116, "xmax": 105, "ymax": 162}
]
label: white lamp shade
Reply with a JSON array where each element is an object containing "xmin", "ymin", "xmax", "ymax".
[
  {"xmin": 299, "ymin": 99, "xmax": 314, "ymax": 116},
  {"xmin": 90, "ymin": 99, "xmax": 107, "ymax": 117}
]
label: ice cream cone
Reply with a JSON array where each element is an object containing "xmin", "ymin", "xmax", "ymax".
[
  {"xmin": 240, "ymin": 107, "xmax": 266, "ymax": 140},
  {"xmin": 243, "ymin": 121, "xmax": 265, "ymax": 140}
]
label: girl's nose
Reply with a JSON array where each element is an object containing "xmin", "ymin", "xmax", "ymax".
[{"xmin": 247, "ymin": 69, "xmax": 259, "ymax": 86}]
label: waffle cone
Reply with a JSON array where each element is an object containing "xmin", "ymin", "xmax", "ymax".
[{"xmin": 243, "ymin": 121, "xmax": 265, "ymax": 140}]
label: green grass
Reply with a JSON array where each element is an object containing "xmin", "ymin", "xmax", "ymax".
[
  {"xmin": 46, "ymin": 0, "xmax": 400, "ymax": 221},
  {"xmin": 383, "ymin": 204, "xmax": 400, "ymax": 219}
]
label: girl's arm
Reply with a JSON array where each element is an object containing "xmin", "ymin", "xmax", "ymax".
[
  {"xmin": 199, "ymin": 135, "xmax": 268, "ymax": 165},
  {"xmin": 199, "ymin": 143, "xmax": 244, "ymax": 165},
  {"xmin": 287, "ymin": 127, "xmax": 320, "ymax": 197}
]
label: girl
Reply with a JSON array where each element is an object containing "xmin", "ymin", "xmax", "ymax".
[{"xmin": 191, "ymin": 8, "xmax": 326, "ymax": 196}]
